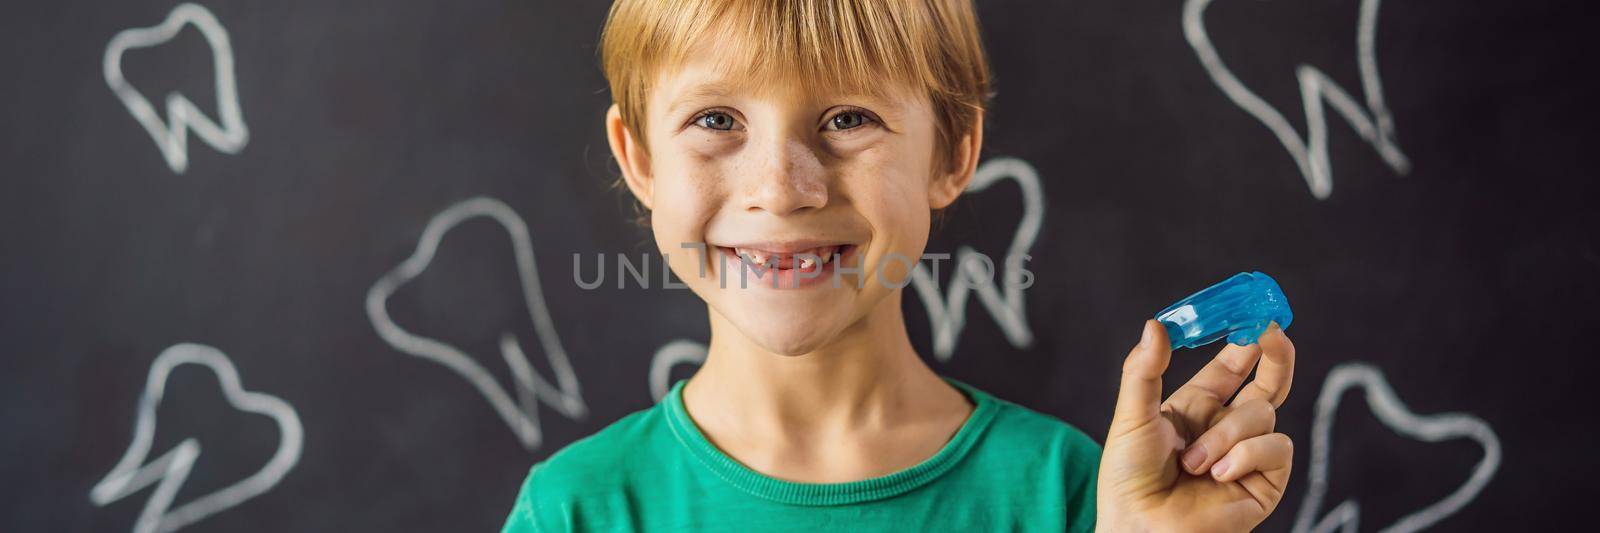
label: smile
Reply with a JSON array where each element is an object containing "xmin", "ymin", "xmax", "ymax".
[{"xmin": 711, "ymin": 244, "xmax": 860, "ymax": 289}]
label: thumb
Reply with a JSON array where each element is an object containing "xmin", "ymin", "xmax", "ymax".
[{"xmin": 1110, "ymin": 320, "xmax": 1172, "ymax": 434}]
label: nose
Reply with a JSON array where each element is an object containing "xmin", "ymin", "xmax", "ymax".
[{"xmin": 740, "ymin": 133, "xmax": 828, "ymax": 215}]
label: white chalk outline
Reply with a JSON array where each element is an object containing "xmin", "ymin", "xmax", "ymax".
[
  {"xmin": 649, "ymin": 339, "xmax": 708, "ymax": 402},
  {"xmin": 909, "ymin": 157, "xmax": 1042, "ymax": 361},
  {"xmin": 1292, "ymin": 362, "xmax": 1502, "ymax": 533},
  {"xmin": 366, "ymin": 197, "xmax": 587, "ymax": 451},
  {"xmin": 104, "ymin": 3, "xmax": 248, "ymax": 174},
  {"xmin": 1183, "ymin": 0, "xmax": 1409, "ymax": 199},
  {"xmin": 89, "ymin": 343, "xmax": 303, "ymax": 533}
]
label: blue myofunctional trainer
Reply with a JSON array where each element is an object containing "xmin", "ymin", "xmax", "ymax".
[{"xmin": 1155, "ymin": 271, "xmax": 1293, "ymax": 351}]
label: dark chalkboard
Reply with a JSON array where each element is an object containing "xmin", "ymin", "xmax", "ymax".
[{"xmin": 2, "ymin": 0, "xmax": 1594, "ymax": 531}]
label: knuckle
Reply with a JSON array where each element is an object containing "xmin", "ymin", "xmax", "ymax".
[
  {"xmin": 1253, "ymin": 400, "xmax": 1277, "ymax": 427},
  {"xmin": 1121, "ymin": 349, "xmax": 1146, "ymax": 374},
  {"xmin": 1270, "ymin": 432, "xmax": 1293, "ymax": 452},
  {"xmin": 1213, "ymin": 409, "xmax": 1254, "ymax": 443},
  {"xmin": 1219, "ymin": 348, "xmax": 1255, "ymax": 376},
  {"xmin": 1261, "ymin": 485, "xmax": 1285, "ymax": 511},
  {"xmin": 1247, "ymin": 381, "xmax": 1274, "ymax": 401},
  {"xmin": 1233, "ymin": 397, "xmax": 1276, "ymax": 426}
]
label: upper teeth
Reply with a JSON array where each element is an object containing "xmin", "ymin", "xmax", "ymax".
[
  {"xmin": 733, "ymin": 246, "xmax": 839, "ymax": 267},
  {"xmin": 740, "ymin": 250, "xmax": 768, "ymax": 265}
]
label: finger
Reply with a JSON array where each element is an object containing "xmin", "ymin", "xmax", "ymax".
[
  {"xmin": 1210, "ymin": 433, "xmax": 1294, "ymax": 511},
  {"xmin": 1232, "ymin": 322, "xmax": 1296, "ymax": 408},
  {"xmin": 1179, "ymin": 399, "xmax": 1275, "ymax": 475},
  {"xmin": 1164, "ymin": 340, "xmax": 1262, "ymax": 417},
  {"xmin": 1110, "ymin": 320, "xmax": 1172, "ymax": 433}
]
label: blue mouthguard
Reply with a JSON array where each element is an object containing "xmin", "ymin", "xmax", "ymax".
[{"xmin": 1154, "ymin": 271, "xmax": 1293, "ymax": 351}]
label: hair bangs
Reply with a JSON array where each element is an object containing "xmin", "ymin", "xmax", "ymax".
[{"xmin": 602, "ymin": 0, "xmax": 989, "ymax": 154}]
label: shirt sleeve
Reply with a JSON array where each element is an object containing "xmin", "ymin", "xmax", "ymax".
[
  {"xmin": 501, "ymin": 462, "xmax": 556, "ymax": 533},
  {"xmin": 1063, "ymin": 431, "xmax": 1102, "ymax": 533}
]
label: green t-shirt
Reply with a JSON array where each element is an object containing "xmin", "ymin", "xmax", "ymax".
[{"xmin": 501, "ymin": 376, "xmax": 1102, "ymax": 532}]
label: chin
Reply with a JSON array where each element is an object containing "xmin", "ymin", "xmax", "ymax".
[{"xmin": 727, "ymin": 306, "xmax": 847, "ymax": 356}]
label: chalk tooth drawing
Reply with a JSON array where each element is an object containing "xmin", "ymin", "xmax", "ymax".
[
  {"xmin": 1183, "ymin": 0, "xmax": 1409, "ymax": 199},
  {"xmin": 90, "ymin": 343, "xmax": 303, "ymax": 533},
  {"xmin": 649, "ymin": 339, "xmax": 708, "ymax": 402},
  {"xmin": 1291, "ymin": 362, "xmax": 1502, "ymax": 533},
  {"xmin": 909, "ymin": 157, "xmax": 1042, "ymax": 361},
  {"xmin": 103, "ymin": 3, "xmax": 248, "ymax": 174},
  {"xmin": 366, "ymin": 197, "xmax": 587, "ymax": 451}
]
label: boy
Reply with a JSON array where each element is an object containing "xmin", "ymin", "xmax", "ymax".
[{"xmin": 504, "ymin": 0, "xmax": 1297, "ymax": 531}]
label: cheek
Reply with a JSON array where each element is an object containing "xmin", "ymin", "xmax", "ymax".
[
  {"xmin": 840, "ymin": 149, "xmax": 933, "ymax": 274},
  {"xmin": 652, "ymin": 148, "xmax": 726, "ymax": 221},
  {"xmin": 649, "ymin": 150, "xmax": 728, "ymax": 273},
  {"xmin": 850, "ymin": 146, "xmax": 932, "ymax": 229}
]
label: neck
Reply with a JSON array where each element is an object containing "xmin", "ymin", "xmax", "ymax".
[{"xmin": 687, "ymin": 289, "xmax": 946, "ymax": 435}]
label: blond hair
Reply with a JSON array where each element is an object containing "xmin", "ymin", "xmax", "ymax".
[{"xmin": 599, "ymin": 0, "xmax": 992, "ymax": 159}]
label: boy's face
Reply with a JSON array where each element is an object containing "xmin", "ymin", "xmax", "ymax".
[{"xmin": 609, "ymin": 57, "xmax": 975, "ymax": 356}]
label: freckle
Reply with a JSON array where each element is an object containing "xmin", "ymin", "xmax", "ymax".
[{"xmin": 798, "ymin": 179, "xmax": 825, "ymax": 194}]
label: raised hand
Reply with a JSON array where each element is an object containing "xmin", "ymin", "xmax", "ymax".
[{"xmin": 1097, "ymin": 320, "xmax": 1297, "ymax": 532}]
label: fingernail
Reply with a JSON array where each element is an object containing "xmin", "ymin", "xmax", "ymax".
[
  {"xmin": 1140, "ymin": 320, "xmax": 1155, "ymax": 346},
  {"xmin": 1210, "ymin": 457, "xmax": 1232, "ymax": 478},
  {"xmin": 1181, "ymin": 444, "xmax": 1207, "ymax": 472}
]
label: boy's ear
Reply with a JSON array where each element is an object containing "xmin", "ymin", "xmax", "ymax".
[
  {"xmin": 929, "ymin": 112, "xmax": 984, "ymax": 210},
  {"xmin": 606, "ymin": 104, "xmax": 654, "ymax": 210}
]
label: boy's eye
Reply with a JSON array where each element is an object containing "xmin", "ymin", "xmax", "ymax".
[
  {"xmin": 826, "ymin": 111, "xmax": 873, "ymax": 131},
  {"xmin": 696, "ymin": 111, "xmax": 738, "ymax": 131}
]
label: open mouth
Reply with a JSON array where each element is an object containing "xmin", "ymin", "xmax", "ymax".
[{"xmin": 711, "ymin": 244, "xmax": 860, "ymax": 288}]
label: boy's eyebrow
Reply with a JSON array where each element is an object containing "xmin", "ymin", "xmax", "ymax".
[
  {"xmin": 660, "ymin": 77, "xmax": 908, "ymax": 121},
  {"xmin": 664, "ymin": 82, "xmax": 741, "ymax": 117}
]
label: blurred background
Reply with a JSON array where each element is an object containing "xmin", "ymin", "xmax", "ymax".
[{"xmin": 2, "ymin": 0, "xmax": 1595, "ymax": 530}]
